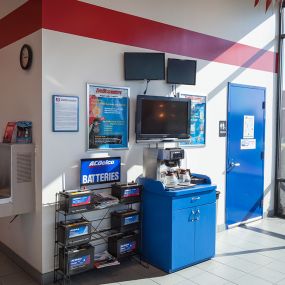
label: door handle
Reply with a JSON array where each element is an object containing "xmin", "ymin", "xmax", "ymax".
[
  {"xmin": 230, "ymin": 162, "xmax": 240, "ymax": 167},
  {"xmin": 227, "ymin": 161, "xmax": 240, "ymax": 172},
  {"xmin": 195, "ymin": 209, "xmax": 200, "ymax": 221},
  {"xmin": 189, "ymin": 210, "xmax": 195, "ymax": 222},
  {"xmin": 191, "ymin": 196, "xmax": 200, "ymax": 201}
]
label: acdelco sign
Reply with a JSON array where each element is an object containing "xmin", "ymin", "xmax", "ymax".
[
  {"xmin": 89, "ymin": 160, "xmax": 115, "ymax": 167},
  {"xmin": 80, "ymin": 157, "xmax": 121, "ymax": 185}
]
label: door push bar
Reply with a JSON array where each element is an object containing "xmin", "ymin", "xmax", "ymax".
[{"xmin": 227, "ymin": 161, "xmax": 241, "ymax": 172}]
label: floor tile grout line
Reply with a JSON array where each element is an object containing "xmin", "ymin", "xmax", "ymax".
[
  {"xmin": 216, "ymin": 243, "xmax": 285, "ymax": 257},
  {"xmin": 257, "ymin": 260, "xmax": 285, "ymax": 275},
  {"xmin": 232, "ymin": 262, "xmax": 285, "ymax": 285},
  {"xmin": 175, "ymin": 266, "xmax": 209, "ymax": 279},
  {"xmin": 177, "ymin": 264, "xmax": 242, "ymax": 285},
  {"xmin": 247, "ymin": 269, "xmax": 285, "ymax": 284},
  {"xmin": 233, "ymin": 254, "xmax": 275, "ymax": 266},
  {"xmin": 217, "ymin": 234, "xmax": 285, "ymax": 245},
  {"xmin": 212, "ymin": 256, "xmax": 266, "ymax": 274},
  {"xmin": 196, "ymin": 262, "xmax": 247, "ymax": 282},
  {"xmin": 216, "ymin": 253, "xmax": 275, "ymax": 266},
  {"xmin": 150, "ymin": 273, "xmax": 189, "ymax": 285}
]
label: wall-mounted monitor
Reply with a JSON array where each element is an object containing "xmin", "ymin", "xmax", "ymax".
[
  {"xmin": 80, "ymin": 157, "xmax": 121, "ymax": 188},
  {"xmin": 135, "ymin": 95, "xmax": 191, "ymax": 142},
  {"xmin": 167, "ymin": 58, "xmax": 197, "ymax": 85},
  {"xmin": 124, "ymin": 52, "xmax": 165, "ymax": 80}
]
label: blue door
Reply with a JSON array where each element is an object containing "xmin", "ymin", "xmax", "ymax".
[{"xmin": 226, "ymin": 83, "xmax": 265, "ymax": 227}]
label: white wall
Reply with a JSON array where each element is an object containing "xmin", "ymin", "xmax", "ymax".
[
  {"xmin": 42, "ymin": 0, "xmax": 277, "ymax": 273},
  {"xmin": 0, "ymin": 31, "xmax": 42, "ymax": 271}
]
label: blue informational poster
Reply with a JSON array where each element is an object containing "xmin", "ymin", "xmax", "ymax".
[
  {"xmin": 179, "ymin": 94, "xmax": 206, "ymax": 147},
  {"xmin": 80, "ymin": 157, "xmax": 121, "ymax": 186},
  {"xmin": 87, "ymin": 84, "xmax": 129, "ymax": 150}
]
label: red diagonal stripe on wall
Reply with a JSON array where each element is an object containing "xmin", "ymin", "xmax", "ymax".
[
  {"xmin": 42, "ymin": 0, "xmax": 276, "ymax": 73},
  {"xmin": 0, "ymin": 0, "xmax": 276, "ymax": 73},
  {"xmin": 0, "ymin": 0, "xmax": 42, "ymax": 49}
]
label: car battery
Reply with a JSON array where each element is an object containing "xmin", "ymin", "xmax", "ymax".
[
  {"xmin": 59, "ymin": 190, "xmax": 93, "ymax": 214},
  {"xmin": 57, "ymin": 218, "xmax": 92, "ymax": 247},
  {"xmin": 108, "ymin": 232, "xmax": 139, "ymax": 259},
  {"xmin": 59, "ymin": 245, "xmax": 94, "ymax": 275},
  {"xmin": 111, "ymin": 209, "xmax": 140, "ymax": 232},
  {"xmin": 111, "ymin": 183, "xmax": 142, "ymax": 204}
]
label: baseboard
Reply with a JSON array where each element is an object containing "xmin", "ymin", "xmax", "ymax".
[
  {"xmin": 216, "ymin": 224, "xmax": 226, "ymax": 232},
  {"xmin": 265, "ymin": 210, "xmax": 275, "ymax": 217},
  {"xmin": 42, "ymin": 271, "xmax": 54, "ymax": 285},
  {"xmin": 227, "ymin": 216, "xmax": 263, "ymax": 229},
  {"xmin": 0, "ymin": 241, "xmax": 43, "ymax": 284}
]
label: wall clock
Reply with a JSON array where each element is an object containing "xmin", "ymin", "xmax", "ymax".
[{"xmin": 20, "ymin": 44, "xmax": 33, "ymax": 70}]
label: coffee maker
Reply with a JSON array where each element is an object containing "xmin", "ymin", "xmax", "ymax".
[{"xmin": 143, "ymin": 147, "xmax": 187, "ymax": 187}]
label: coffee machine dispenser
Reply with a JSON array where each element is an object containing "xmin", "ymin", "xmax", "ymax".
[{"xmin": 143, "ymin": 148, "xmax": 185, "ymax": 186}]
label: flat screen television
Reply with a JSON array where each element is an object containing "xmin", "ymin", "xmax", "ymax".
[
  {"xmin": 124, "ymin": 52, "xmax": 165, "ymax": 80},
  {"xmin": 80, "ymin": 157, "xmax": 121, "ymax": 188},
  {"xmin": 167, "ymin": 58, "xmax": 197, "ymax": 85},
  {"xmin": 136, "ymin": 95, "xmax": 191, "ymax": 142}
]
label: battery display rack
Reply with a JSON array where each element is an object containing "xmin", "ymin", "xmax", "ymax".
[{"xmin": 54, "ymin": 183, "xmax": 142, "ymax": 285}]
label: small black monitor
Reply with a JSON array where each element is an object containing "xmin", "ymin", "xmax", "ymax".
[
  {"xmin": 167, "ymin": 58, "xmax": 197, "ymax": 85},
  {"xmin": 124, "ymin": 52, "xmax": 165, "ymax": 80}
]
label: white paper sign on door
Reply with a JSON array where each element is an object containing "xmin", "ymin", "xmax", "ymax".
[
  {"xmin": 240, "ymin": 138, "xmax": 256, "ymax": 150},
  {"xmin": 243, "ymin": 115, "xmax": 254, "ymax": 138}
]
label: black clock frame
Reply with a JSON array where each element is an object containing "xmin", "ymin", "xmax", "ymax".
[{"xmin": 20, "ymin": 44, "xmax": 33, "ymax": 70}]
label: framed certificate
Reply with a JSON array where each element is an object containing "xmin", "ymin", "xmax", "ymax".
[{"xmin": 52, "ymin": 95, "xmax": 79, "ymax": 132}]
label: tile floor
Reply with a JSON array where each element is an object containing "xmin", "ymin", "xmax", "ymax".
[{"xmin": 3, "ymin": 217, "xmax": 285, "ymax": 285}]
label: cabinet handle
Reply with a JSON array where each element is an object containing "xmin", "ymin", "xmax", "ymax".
[
  {"xmin": 192, "ymin": 210, "xmax": 195, "ymax": 214},
  {"xmin": 196, "ymin": 209, "xmax": 200, "ymax": 214},
  {"xmin": 192, "ymin": 196, "xmax": 200, "ymax": 201}
]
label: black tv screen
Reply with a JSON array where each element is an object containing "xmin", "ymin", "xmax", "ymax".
[
  {"xmin": 124, "ymin": 52, "xmax": 165, "ymax": 80},
  {"xmin": 136, "ymin": 95, "xmax": 191, "ymax": 141},
  {"xmin": 167, "ymin": 58, "xmax": 197, "ymax": 85}
]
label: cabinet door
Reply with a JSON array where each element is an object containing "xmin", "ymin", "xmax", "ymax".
[
  {"xmin": 194, "ymin": 203, "xmax": 216, "ymax": 262},
  {"xmin": 172, "ymin": 208, "xmax": 195, "ymax": 270}
]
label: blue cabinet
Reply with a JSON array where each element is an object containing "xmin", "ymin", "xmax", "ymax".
[
  {"xmin": 139, "ymin": 178, "xmax": 216, "ymax": 273},
  {"xmin": 195, "ymin": 203, "xmax": 216, "ymax": 261},
  {"xmin": 172, "ymin": 208, "xmax": 195, "ymax": 269}
]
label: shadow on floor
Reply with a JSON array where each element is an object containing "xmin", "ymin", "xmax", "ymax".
[
  {"xmin": 239, "ymin": 224, "xmax": 285, "ymax": 240},
  {"xmin": 215, "ymin": 245, "xmax": 285, "ymax": 257}
]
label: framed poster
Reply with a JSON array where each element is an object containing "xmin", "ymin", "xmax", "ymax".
[
  {"xmin": 87, "ymin": 84, "xmax": 129, "ymax": 150},
  {"xmin": 52, "ymin": 95, "xmax": 79, "ymax": 132},
  {"xmin": 179, "ymin": 94, "xmax": 206, "ymax": 147}
]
